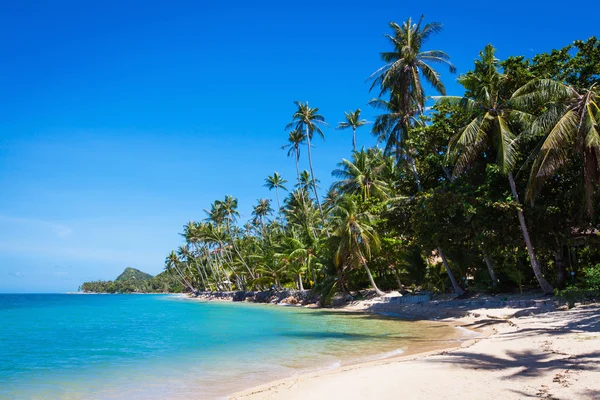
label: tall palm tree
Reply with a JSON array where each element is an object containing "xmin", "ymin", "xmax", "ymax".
[
  {"xmin": 286, "ymin": 101, "xmax": 328, "ymax": 224},
  {"xmin": 369, "ymin": 15, "xmax": 455, "ymax": 190},
  {"xmin": 330, "ymin": 196, "xmax": 385, "ymax": 296},
  {"xmin": 444, "ymin": 44, "xmax": 553, "ymax": 293},
  {"xmin": 513, "ymin": 80, "xmax": 600, "ymax": 216},
  {"xmin": 336, "ymin": 109, "xmax": 369, "ymax": 152},
  {"xmin": 369, "ymin": 15, "xmax": 456, "ymax": 106},
  {"xmin": 264, "ymin": 172, "xmax": 288, "ymax": 212},
  {"xmin": 281, "ymin": 129, "xmax": 306, "ymax": 185}
]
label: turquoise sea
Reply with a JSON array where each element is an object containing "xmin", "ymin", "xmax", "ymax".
[{"xmin": 0, "ymin": 294, "xmax": 460, "ymax": 399}]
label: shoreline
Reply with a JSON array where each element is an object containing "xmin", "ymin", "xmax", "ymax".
[{"xmin": 230, "ymin": 301, "xmax": 600, "ymax": 400}]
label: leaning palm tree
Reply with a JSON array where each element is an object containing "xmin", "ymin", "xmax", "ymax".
[
  {"xmin": 286, "ymin": 101, "xmax": 328, "ymax": 224},
  {"xmin": 513, "ymin": 80, "xmax": 600, "ymax": 216},
  {"xmin": 444, "ymin": 44, "xmax": 553, "ymax": 293},
  {"xmin": 264, "ymin": 172, "xmax": 288, "ymax": 212},
  {"xmin": 330, "ymin": 196, "xmax": 385, "ymax": 296},
  {"xmin": 336, "ymin": 109, "xmax": 369, "ymax": 152},
  {"xmin": 281, "ymin": 129, "xmax": 306, "ymax": 185}
]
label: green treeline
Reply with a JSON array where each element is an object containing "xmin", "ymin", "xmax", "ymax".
[
  {"xmin": 163, "ymin": 17, "xmax": 600, "ymax": 302},
  {"xmin": 80, "ymin": 268, "xmax": 184, "ymax": 293}
]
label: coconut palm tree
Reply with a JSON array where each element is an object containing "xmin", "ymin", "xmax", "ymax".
[
  {"xmin": 330, "ymin": 196, "xmax": 385, "ymax": 296},
  {"xmin": 252, "ymin": 198, "xmax": 273, "ymax": 231},
  {"xmin": 296, "ymin": 170, "xmax": 315, "ymax": 192},
  {"xmin": 332, "ymin": 148, "xmax": 390, "ymax": 201},
  {"xmin": 286, "ymin": 101, "xmax": 328, "ymax": 224},
  {"xmin": 282, "ymin": 129, "xmax": 306, "ymax": 185},
  {"xmin": 444, "ymin": 44, "xmax": 553, "ymax": 293},
  {"xmin": 336, "ymin": 109, "xmax": 369, "ymax": 152},
  {"xmin": 369, "ymin": 15, "xmax": 455, "ymax": 191},
  {"xmin": 369, "ymin": 15, "xmax": 456, "ymax": 106},
  {"xmin": 264, "ymin": 172, "xmax": 288, "ymax": 212},
  {"xmin": 513, "ymin": 80, "xmax": 600, "ymax": 216}
]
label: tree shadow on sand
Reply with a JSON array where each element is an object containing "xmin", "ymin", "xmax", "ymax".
[{"xmin": 439, "ymin": 349, "xmax": 600, "ymax": 379}]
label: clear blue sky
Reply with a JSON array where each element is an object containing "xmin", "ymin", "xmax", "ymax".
[{"xmin": 1, "ymin": 0, "xmax": 597, "ymax": 292}]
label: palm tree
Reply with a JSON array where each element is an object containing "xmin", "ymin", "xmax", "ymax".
[
  {"xmin": 264, "ymin": 172, "xmax": 288, "ymax": 212},
  {"xmin": 336, "ymin": 109, "xmax": 369, "ymax": 152},
  {"xmin": 514, "ymin": 80, "xmax": 600, "ymax": 216},
  {"xmin": 332, "ymin": 148, "xmax": 390, "ymax": 201},
  {"xmin": 444, "ymin": 44, "xmax": 553, "ymax": 293},
  {"xmin": 286, "ymin": 101, "xmax": 328, "ymax": 224},
  {"xmin": 252, "ymin": 198, "xmax": 273, "ymax": 231},
  {"xmin": 208, "ymin": 196, "xmax": 255, "ymax": 279},
  {"xmin": 165, "ymin": 250, "xmax": 195, "ymax": 293},
  {"xmin": 369, "ymin": 15, "xmax": 455, "ymax": 191},
  {"xmin": 369, "ymin": 15, "xmax": 456, "ymax": 106},
  {"xmin": 330, "ymin": 196, "xmax": 385, "ymax": 296},
  {"xmin": 296, "ymin": 170, "xmax": 317, "ymax": 193},
  {"xmin": 282, "ymin": 129, "xmax": 306, "ymax": 185}
]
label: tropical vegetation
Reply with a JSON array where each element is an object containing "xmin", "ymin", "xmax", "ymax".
[{"xmin": 160, "ymin": 19, "xmax": 599, "ymax": 303}]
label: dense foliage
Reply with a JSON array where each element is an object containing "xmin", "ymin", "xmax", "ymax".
[
  {"xmin": 163, "ymin": 18, "xmax": 600, "ymax": 301},
  {"xmin": 80, "ymin": 269, "xmax": 184, "ymax": 293}
]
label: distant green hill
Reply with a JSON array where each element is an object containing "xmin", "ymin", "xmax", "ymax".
[
  {"xmin": 115, "ymin": 267, "xmax": 153, "ymax": 282},
  {"xmin": 80, "ymin": 267, "xmax": 184, "ymax": 293}
]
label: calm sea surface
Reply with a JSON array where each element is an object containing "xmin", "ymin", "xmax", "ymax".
[{"xmin": 0, "ymin": 294, "xmax": 460, "ymax": 399}]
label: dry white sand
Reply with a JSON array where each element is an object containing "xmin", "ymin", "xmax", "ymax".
[{"xmin": 231, "ymin": 304, "xmax": 600, "ymax": 400}]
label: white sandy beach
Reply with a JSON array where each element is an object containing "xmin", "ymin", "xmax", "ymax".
[{"xmin": 231, "ymin": 304, "xmax": 600, "ymax": 400}]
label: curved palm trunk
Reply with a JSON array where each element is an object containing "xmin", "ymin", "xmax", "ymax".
[
  {"xmin": 508, "ymin": 172, "xmax": 553, "ymax": 293},
  {"xmin": 226, "ymin": 220, "xmax": 255, "ymax": 279},
  {"xmin": 362, "ymin": 258, "xmax": 385, "ymax": 296},
  {"xmin": 393, "ymin": 269, "xmax": 404, "ymax": 291},
  {"xmin": 305, "ymin": 125, "xmax": 326, "ymax": 225},
  {"xmin": 437, "ymin": 246, "xmax": 464, "ymax": 295},
  {"xmin": 482, "ymin": 248, "xmax": 498, "ymax": 287}
]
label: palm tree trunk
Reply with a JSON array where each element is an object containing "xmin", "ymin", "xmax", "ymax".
[
  {"xmin": 298, "ymin": 274, "xmax": 304, "ymax": 291},
  {"xmin": 362, "ymin": 258, "xmax": 385, "ymax": 296},
  {"xmin": 437, "ymin": 246, "xmax": 464, "ymax": 295},
  {"xmin": 482, "ymin": 248, "xmax": 498, "ymax": 287},
  {"xmin": 305, "ymin": 253, "xmax": 316, "ymax": 287},
  {"xmin": 226, "ymin": 220, "xmax": 255, "ymax": 279},
  {"xmin": 305, "ymin": 125, "xmax": 326, "ymax": 225},
  {"xmin": 393, "ymin": 269, "xmax": 404, "ymax": 292},
  {"xmin": 295, "ymin": 152, "xmax": 301, "ymax": 186},
  {"xmin": 508, "ymin": 172, "xmax": 553, "ymax": 293},
  {"xmin": 407, "ymin": 154, "xmax": 422, "ymax": 192},
  {"xmin": 275, "ymin": 187, "xmax": 281, "ymax": 213},
  {"xmin": 352, "ymin": 127, "xmax": 357, "ymax": 152}
]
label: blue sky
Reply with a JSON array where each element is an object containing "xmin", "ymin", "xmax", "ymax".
[{"xmin": 1, "ymin": 0, "xmax": 598, "ymax": 292}]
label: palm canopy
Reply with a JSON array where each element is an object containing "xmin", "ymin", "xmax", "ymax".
[
  {"xmin": 330, "ymin": 196, "xmax": 380, "ymax": 267},
  {"xmin": 332, "ymin": 148, "xmax": 390, "ymax": 201},
  {"xmin": 443, "ymin": 44, "xmax": 532, "ymax": 177},
  {"xmin": 336, "ymin": 108, "xmax": 369, "ymax": 151},
  {"xmin": 264, "ymin": 172, "xmax": 288, "ymax": 192},
  {"xmin": 514, "ymin": 80, "xmax": 600, "ymax": 214},
  {"xmin": 369, "ymin": 15, "xmax": 456, "ymax": 108},
  {"xmin": 285, "ymin": 101, "xmax": 328, "ymax": 140},
  {"xmin": 282, "ymin": 129, "xmax": 305, "ymax": 156}
]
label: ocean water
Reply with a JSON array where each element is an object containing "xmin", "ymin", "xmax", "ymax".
[{"xmin": 0, "ymin": 294, "xmax": 460, "ymax": 399}]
